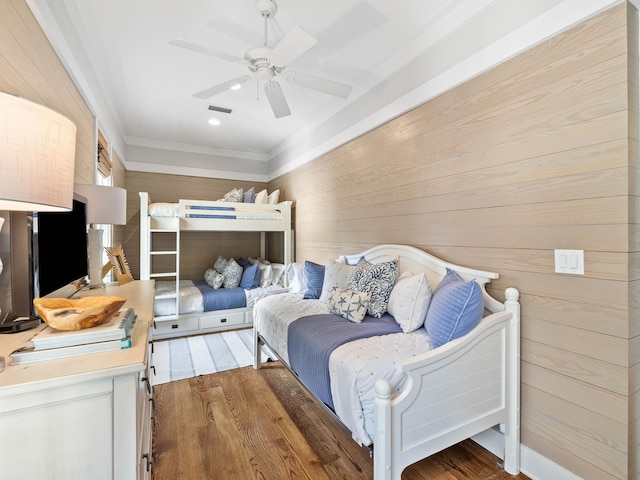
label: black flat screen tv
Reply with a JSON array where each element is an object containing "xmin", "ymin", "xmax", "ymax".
[{"xmin": 33, "ymin": 194, "xmax": 89, "ymax": 298}]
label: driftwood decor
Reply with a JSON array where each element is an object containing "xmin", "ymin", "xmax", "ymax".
[
  {"xmin": 33, "ymin": 296, "xmax": 126, "ymax": 330},
  {"xmin": 105, "ymin": 245, "xmax": 134, "ymax": 285}
]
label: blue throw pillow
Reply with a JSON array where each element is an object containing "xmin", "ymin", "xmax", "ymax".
[
  {"xmin": 239, "ymin": 263, "xmax": 260, "ymax": 289},
  {"xmin": 303, "ymin": 260, "xmax": 325, "ymax": 299},
  {"xmin": 243, "ymin": 187, "xmax": 255, "ymax": 203},
  {"xmin": 425, "ymin": 268, "xmax": 484, "ymax": 348}
]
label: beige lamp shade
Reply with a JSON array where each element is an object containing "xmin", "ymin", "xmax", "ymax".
[
  {"xmin": 0, "ymin": 91, "xmax": 77, "ymax": 211},
  {"xmin": 73, "ymin": 184, "xmax": 127, "ymax": 225}
]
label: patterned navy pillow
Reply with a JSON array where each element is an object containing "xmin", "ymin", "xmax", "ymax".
[
  {"xmin": 347, "ymin": 258, "xmax": 398, "ymax": 317},
  {"xmin": 303, "ymin": 260, "xmax": 325, "ymax": 299},
  {"xmin": 222, "ymin": 259, "xmax": 243, "ymax": 289},
  {"xmin": 328, "ymin": 286, "xmax": 371, "ymax": 323},
  {"xmin": 204, "ymin": 268, "xmax": 224, "ymax": 289}
]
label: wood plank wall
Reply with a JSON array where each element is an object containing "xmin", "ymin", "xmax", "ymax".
[
  {"xmin": 0, "ymin": 0, "xmax": 95, "ymax": 317},
  {"xmin": 269, "ymin": 4, "xmax": 636, "ymax": 479},
  {"xmin": 124, "ymin": 172, "xmax": 268, "ymax": 280}
]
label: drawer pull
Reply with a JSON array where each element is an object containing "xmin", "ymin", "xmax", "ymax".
[
  {"xmin": 221, "ymin": 318, "xmax": 227, "ymax": 323},
  {"xmin": 171, "ymin": 324, "xmax": 179, "ymax": 329}
]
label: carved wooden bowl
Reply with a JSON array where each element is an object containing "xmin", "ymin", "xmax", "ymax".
[{"xmin": 33, "ymin": 296, "xmax": 127, "ymax": 331}]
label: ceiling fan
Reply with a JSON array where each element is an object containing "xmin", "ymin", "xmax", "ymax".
[{"xmin": 170, "ymin": 0, "xmax": 353, "ymax": 118}]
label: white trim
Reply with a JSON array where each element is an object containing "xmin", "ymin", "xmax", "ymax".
[
  {"xmin": 125, "ymin": 161, "xmax": 269, "ymax": 183},
  {"xmin": 472, "ymin": 429, "xmax": 584, "ymax": 480}
]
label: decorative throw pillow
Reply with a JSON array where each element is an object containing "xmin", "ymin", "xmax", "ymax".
[
  {"xmin": 239, "ymin": 263, "xmax": 261, "ymax": 289},
  {"xmin": 424, "ymin": 268, "xmax": 484, "ymax": 348},
  {"xmin": 222, "ymin": 259, "xmax": 243, "ymax": 288},
  {"xmin": 213, "ymin": 255, "xmax": 229, "ymax": 274},
  {"xmin": 270, "ymin": 263, "xmax": 287, "ymax": 287},
  {"xmin": 267, "ymin": 189, "xmax": 280, "ymax": 204},
  {"xmin": 221, "ymin": 188, "xmax": 243, "ymax": 202},
  {"xmin": 303, "ymin": 260, "xmax": 325, "ymax": 299},
  {"xmin": 243, "ymin": 187, "xmax": 255, "ymax": 203},
  {"xmin": 319, "ymin": 260, "xmax": 356, "ymax": 303},
  {"xmin": 347, "ymin": 258, "xmax": 398, "ymax": 318},
  {"xmin": 204, "ymin": 268, "xmax": 224, "ymax": 289},
  {"xmin": 256, "ymin": 261, "xmax": 272, "ymax": 288},
  {"xmin": 328, "ymin": 286, "xmax": 371, "ymax": 323},
  {"xmin": 255, "ymin": 189, "xmax": 268, "ymax": 204},
  {"xmin": 387, "ymin": 271, "xmax": 433, "ymax": 333},
  {"xmin": 286, "ymin": 262, "xmax": 307, "ymax": 295}
]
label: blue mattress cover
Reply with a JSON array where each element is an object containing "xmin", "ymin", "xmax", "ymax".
[
  {"xmin": 287, "ymin": 312, "xmax": 401, "ymax": 409},
  {"xmin": 193, "ymin": 279, "xmax": 246, "ymax": 311}
]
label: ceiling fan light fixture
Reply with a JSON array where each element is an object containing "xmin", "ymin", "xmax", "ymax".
[{"xmin": 208, "ymin": 118, "xmax": 221, "ymax": 126}]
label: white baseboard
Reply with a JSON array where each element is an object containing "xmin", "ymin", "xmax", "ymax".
[{"xmin": 472, "ymin": 428, "xmax": 583, "ymax": 480}]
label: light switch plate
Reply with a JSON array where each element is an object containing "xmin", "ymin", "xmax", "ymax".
[{"xmin": 554, "ymin": 249, "xmax": 584, "ymax": 275}]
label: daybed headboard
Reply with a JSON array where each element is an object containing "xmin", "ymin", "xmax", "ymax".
[{"xmin": 338, "ymin": 244, "xmax": 504, "ymax": 313}]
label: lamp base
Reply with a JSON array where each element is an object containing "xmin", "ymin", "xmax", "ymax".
[{"xmin": 88, "ymin": 227, "xmax": 105, "ymax": 289}]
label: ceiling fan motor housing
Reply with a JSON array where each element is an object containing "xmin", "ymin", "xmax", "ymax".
[{"xmin": 255, "ymin": 0, "xmax": 277, "ymax": 17}]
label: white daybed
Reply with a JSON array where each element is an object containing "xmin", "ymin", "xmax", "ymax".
[
  {"xmin": 139, "ymin": 191, "xmax": 293, "ymax": 339},
  {"xmin": 253, "ymin": 244, "xmax": 520, "ymax": 480}
]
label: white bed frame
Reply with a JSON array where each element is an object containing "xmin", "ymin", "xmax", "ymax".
[
  {"xmin": 139, "ymin": 192, "xmax": 293, "ymax": 339},
  {"xmin": 253, "ymin": 244, "xmax": 520, "ymax": 480}
]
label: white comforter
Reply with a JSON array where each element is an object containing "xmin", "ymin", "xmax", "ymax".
[{"xmin": 253, "ymin": 294, "xmax": 434, "ymax": 446}]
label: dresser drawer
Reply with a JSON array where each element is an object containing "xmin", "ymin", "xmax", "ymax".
[{"xmin": 199, "ymin": 311, "xmax": 245, "ymax": 329}]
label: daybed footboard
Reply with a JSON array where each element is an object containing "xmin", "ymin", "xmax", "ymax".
[{"xmin": 373, "ymin": 287, "xmax": 520, "ymax": 480}]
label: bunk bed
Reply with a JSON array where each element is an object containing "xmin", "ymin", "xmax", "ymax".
[
  {"xmin": 253, "ymin": 244, "xmax": 520, "ymax": 480},
  {"xmin": 139, "ymin": 192, "xmax": 293, "ymax": 339}
]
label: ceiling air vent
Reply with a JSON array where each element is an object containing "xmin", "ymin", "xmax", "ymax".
[{"xmin": 208, "ymin": 105, "xmax": 232, "ymax": 114}]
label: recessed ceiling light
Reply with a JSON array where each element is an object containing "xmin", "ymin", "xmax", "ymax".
[
  {"xmin": 230, "ymin": 83, "xmax": 242, "ymax": 91},
  {"xmin": 208, "ymin": 118, "xmax": 221, "ymax": 126}
]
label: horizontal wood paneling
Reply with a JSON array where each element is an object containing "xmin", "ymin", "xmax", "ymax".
[
  {"xmin": 0, "ymin": 0, "xmax": 94, "ymax": 318},
  {"xmin": 269, "ymin": 3, "xmax": 635, "ymax": 478},
  {"xmin": 124, "ymin": 171, "xmax": 268, "ymax": 279}
]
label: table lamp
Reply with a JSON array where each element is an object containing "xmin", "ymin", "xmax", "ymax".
[
  {"xmin": 0, "ymin": 91, "xmax": 77, "ymax": 336},
  {"xmin": 73, "ymin": 184, "xmax": 127, "ymax": 288}
]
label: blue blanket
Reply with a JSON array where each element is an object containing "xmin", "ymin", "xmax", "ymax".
[
  {"xmin": 288, "ymin": 313, "xmax": 401, "ymax": 409},
  {"xmin": 193, "ymin": 280, "xmax": 246, "ymax": 311}
]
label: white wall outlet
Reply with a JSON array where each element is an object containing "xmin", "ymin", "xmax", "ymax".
[{"xmin": 554, "ymin": 249, "xmax": 584, "ymax": 275}]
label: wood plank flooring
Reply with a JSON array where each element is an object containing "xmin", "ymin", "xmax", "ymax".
[{"xmin": 152, "ymin": 362, "xmax": 530, "ymax": 480}]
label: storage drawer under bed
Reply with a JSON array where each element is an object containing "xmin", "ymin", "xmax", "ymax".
[{"xmin": 199, "ymin": 311, "xmax": 245, "ymax": 329}]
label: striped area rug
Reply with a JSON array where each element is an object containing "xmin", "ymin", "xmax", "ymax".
[{"xmin": 153, "ymin": 328, "xmax": 266, "ymax": 385}]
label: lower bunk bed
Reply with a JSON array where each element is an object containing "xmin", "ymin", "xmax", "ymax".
[
  {"xmin": 252, "ymin": 244, "xmax": 520, "ymax": 480},
  {"xmin": 152, "ymin": 278, "xmax": 286, "ymax": 339}
]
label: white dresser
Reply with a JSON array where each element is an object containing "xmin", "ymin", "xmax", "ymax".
[{"xmin": 0, "ymin": 280, "xmax": 156, "ymax": 480}]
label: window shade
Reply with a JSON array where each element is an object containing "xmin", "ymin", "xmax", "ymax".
[{"xmin": 97, "ymin": 130, "xmax": 112, "ymax": 177}]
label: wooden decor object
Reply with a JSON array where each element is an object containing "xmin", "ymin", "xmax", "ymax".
[
  {"xmin": 106, "ymin": 245, "xmax": 134, "ymax": 285},
  {"xmin": 33, "ymin": 296, "xmax": 126, "ymax": 330}
]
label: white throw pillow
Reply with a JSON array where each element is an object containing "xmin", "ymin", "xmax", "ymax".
[
  {"xmin": 319, "ymin": 259, "xmax": 356, "ymax": 304},
  {"xmin": 256, "ymin": 261, "xmax": 272, "ymax": 288},
  {"xmin": 387, "ymin": 271, "xmax": 433, "ymax": 333},
  {"xmin": 255, "ymin": 189, "xmax": 268, "ymax": 204},
  {"xmin": 267, "ymin": 189, "xmax": 280, "ymax": 204},
  {"xmin": 286, "ymin": 262, "xmax": 307, "ymax": 295}
]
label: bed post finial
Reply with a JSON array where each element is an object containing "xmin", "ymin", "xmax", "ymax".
[
  {"xmin": 374, "ymin": 379, "xmax": 393, "ymax": 480},
  {"xmin": 503, "ymin": 286, "xmax": 521, "ymax": 474}
]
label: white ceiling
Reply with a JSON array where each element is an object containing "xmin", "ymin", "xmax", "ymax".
[{"xmin": 29, "ymin": 0, "xmax": 619, "ymax": 181}]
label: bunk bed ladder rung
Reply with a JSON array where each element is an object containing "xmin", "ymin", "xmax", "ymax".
[
  {"xmin": 150, "ymin": 250, "xmax": 178, "ymax": 256},
  {"xmin": 150, "ymin": 272, "xmax": 178, "ymax": 278}
]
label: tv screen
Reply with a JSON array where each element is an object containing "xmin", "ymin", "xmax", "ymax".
[{"xmin": 33, "ymin": 196, "xmax": 89, "ymax": 298}]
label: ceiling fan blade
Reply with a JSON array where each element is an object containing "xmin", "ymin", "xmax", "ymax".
[
  {"xmin": 271, "ymin": 26, "xmax": 318, "ymax": 66},
  {"xmin": 193, "ymin": 75, "xmax": 252, "ymax": 100},
  {"xmin": 264, "ymin": 81, "xmax": 291, "ymax": 118},
  {"xmin": 170, "ymin": 39, "xmax": 245, "ymax": 64},
  {"xmin": 284, "ymin": 71, "xmax": 352, "ymax": 99}
]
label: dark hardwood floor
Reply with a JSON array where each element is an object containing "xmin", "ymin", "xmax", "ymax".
[{"xmin": 152, "ymin": 362, "xmax": 530, "ymax": 480}]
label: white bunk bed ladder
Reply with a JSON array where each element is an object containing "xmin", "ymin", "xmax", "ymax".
[{"xmin": 139, "ymin": 192, "xmax": 180, "ymax": 322}]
